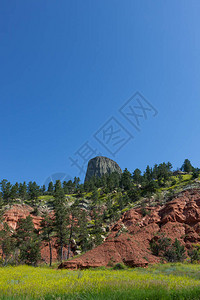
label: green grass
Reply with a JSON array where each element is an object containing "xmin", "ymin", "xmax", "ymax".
[
  {"xmin": 37, "ymin": 195, "xmax": 54, "ymax": 201},
  {"xmin": 1, "ymin": 263, "xmax": 200, "ymax": 299},
  {"xmin": 157, "ymin": 174, "xmax": 194, "ymax": 193}
]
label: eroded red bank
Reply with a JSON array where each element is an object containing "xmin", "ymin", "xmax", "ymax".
[{"xmin": 3, "ymin": 189, "xmax": 200, "ymax": 269}]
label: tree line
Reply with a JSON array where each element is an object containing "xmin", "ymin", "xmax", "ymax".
[{"xmin": 0, "ymin": 159, "xmax": 198, "ymax": 205}]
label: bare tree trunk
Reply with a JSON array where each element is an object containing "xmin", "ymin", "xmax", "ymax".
[
  {"xmin": 67, "ymin": 225, "xmax": 73, "ymax": 259},
  {"xmin": 61, "ymin": 242, "xmax": 63, "ymax": 263},
  {"xmin": 49, "ymin": 237, "xmax": 52, "ymax": 267}
]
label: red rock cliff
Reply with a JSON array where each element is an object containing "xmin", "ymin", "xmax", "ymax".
[{"xmin": 60, "ymin": 189, "xmax": 200, "ymax": 269}]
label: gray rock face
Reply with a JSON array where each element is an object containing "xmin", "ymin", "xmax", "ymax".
[{"xmin": 84, "ymin": 156, "xmax": 122, "ymax": 182}]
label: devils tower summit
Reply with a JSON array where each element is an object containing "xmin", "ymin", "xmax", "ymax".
[{"xmin": 84, "ymin": 156, "xmax": 122, "ymax": 182}]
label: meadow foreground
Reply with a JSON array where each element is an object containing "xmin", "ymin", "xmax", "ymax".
[{"xmin": 1, "ymin": 263, "xmax": 200, "ymax": 299}]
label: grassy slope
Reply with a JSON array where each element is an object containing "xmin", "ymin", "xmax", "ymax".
[{"xmin": 1, "ymin": 264, "xmax": 200, "ymax": 299}]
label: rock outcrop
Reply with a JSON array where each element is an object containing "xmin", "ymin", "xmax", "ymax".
[
  {"xmin": 60, "ymin": 189, "xmax": 200, "ymax": 269},
  {"xmin": 3, "ymin": 188, "xmax": 200, "ymax": 269},
  {"xmin": 3, "ymin": 204, "xmax": 42, "ymax": 230},
  {"xmin": 2, "ymin": 204, "xmax": 73, "ymax": 264},
  {"xmin": 84, "ymin": 156, "xmax": 122, "ymax": 182}
]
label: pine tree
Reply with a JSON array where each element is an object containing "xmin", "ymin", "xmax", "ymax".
[
  {"xmin": 92, "ymin": 209, "xmax": 103, "ymax": 246},
  {"xmin": 41, "ymin": 185, "xmax": 46, "ymax": 195},
  {"xmin": 67, "ymin": 206, "xmax": 79, "ymax": 259},
  {"xmin": 0, "ymin": 180, "xmax": 8, "ymax": 200},
  {"xmin": 77, "ymin": 209, "xmax": 91, "ymax": 252},
  {"xmin": 10, "ymin": 183, "xmax": 19, "ymax": 200},
  {"xmin": 73, "ymin": 177, "xmax": 80, "ymax": 191},
  {"xmin": 192, "ymin": 168, "xmax": 200, "ymax": 179},
  {"xmin": 144, "ymin": 165, "xmax": 153, "ymax": 182},
  {"xmin": 120, "ymin": 168, "xmax": 132, "ymax": 190},
  {"xmin": 40, "ymin": 212, "xmax": 54, "ymax": 266},
  {"xmin": 0, "ymin": 180, "xmax": 12, "ymax": 203},
  {"xmin": 0, "ymin": 222, "xmax": 15, "ymax": 266},
  {"xmin": 53, "ymin": 180, "xmax": 68, "ymax": 262},
  {"xmin": 132, "ymin": 168, "xmax": 142, "ymax": 184},
  {"xmin": 127, "ymin": 187, "xmax": 140, "ymax": 203},
  {"xmin": 152, "ymin": 164, "xmax": 158, "ymax": 180},
  {"xmin": 181, "ymin": 159, "xmax": 194, "ymax": 173},
  {"xmin": 14, "ymin": 215, "xmax": 41, "ymax": 266},
  {"xmin": 28, "ymin": 182, "xmax": 40, "ymax": 205},
  {"xmin": 156, "ymin": 162, "xmax": 172, "ymax": 186},
  {"xmin": 19, "ymin": 182, "xmax": 27, "ymax": 200},
  {"xmin": 47, "ymin": 182, "xmax": 54, "ymax": 194},
  {"xmin": 63, "ymin": 181, "xmax": 69, "ymax": 194},
  {"xmin": 66, "ymin": 180, "xmax": 74, "ymax": 194},
  {"xmin": 91, "ymin": 188, "xmax": 99, "ymax": 207},
  {"xmin": 0, "ymin": 192, "xmax": 4, "ymax": 220}
]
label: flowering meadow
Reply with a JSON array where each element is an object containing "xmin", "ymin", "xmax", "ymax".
[{"xmin": 0, "ymin": 263, "xmax": 200, "ymax": 299}]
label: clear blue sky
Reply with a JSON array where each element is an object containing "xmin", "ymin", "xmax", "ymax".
[{"xmin": 1, "ymin": 0, "xmax": 200, "ymax": 185}]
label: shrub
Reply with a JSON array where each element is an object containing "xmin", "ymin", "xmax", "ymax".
[
  {"xmin": 171, "ymin": 179, "xmax": 177, "ymax": 186},
  {"xmin": 141, "ymin": 208, "xmax": 151, "ymax": 217},
  {"xmin": 113, "ymin": 263, "xmax": 126, "ymax": 270},
  {"xmin": 164, "ymin": 239, "xmax": 186, "ymax": 262},
  {"xmin": 150, "ymin": 236, "xmax": 186, "ymax": 263},
  {"xmin": 188, "ymin": 244, "xmax": 200, "ymax": 263},
  {"xmin": 150, "ymin": 235, "xmax": 171, "ymax": 256}
]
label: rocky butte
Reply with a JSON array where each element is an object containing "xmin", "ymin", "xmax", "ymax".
[{"xmin": 84, "ymin": 156, "xmax": 122, "ymax": 182}]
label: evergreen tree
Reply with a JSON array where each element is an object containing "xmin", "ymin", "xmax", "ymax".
[
  {"xmin": 166, "ymin": 162, "xmax": 173, "ymax": 171},
  {"xmin": 132, "ymin": 168, "xmax": 142, "ymax": 184},
  {"xmin": 0, "ymin": 192, "xmax": 4, "ymax": 216},
  {"xmin": 28, "ymin": 181, "xmax": 40, "ymax": 204},
  {"xmin": 41, "ymin": 185, "xmax": 46, "ymax": 194},
  {"xmin": 164, "ymin": 238, "xmax": 186, "ymax": 262},
  {"xmin": 73, "ymin": 177, "xmax": 80, "ymax": 191},
  {"xmin": 192, "ymin": 168, "xmax": 200, "ymax": 179},
  {"xmin": 156, "ymin": 162, "xmax": 172, "ymax": 186},
  {"xmin": 83, "ymin": 180, "xmax": 90, "ymax": 192},
  {"xmin": 0, "ymin": 180, "xmax": 8, "ymax": 200},
  {"xmin": 19, "ymin": 182, "xmax": 27, "ymax": 200},
  {"xmin": 10, "ymin": 183, "xmax": 19, "ymax": 200},
  {"xmin": 152, "ymin": 164, "xmax": 158, "ymax": 180},
  {"xmin": 63, "ymin": 181, "xmax": 69, "ymax": 194},
  {"xmin": 91, "ymin": 187, "xmax": 99, "ymax": 207},
  {"xmin": 66, "ymin": 180, "xmax": 74, "ymax": 194},
  {"xmin": 92, "ymin": 209, "xmax": 103, "ymax": 246},
  {"xmin": 120, "ymin": 168, "xmax": 132, "ymax": 190},
  {"xmin": 181, "ymin": 159, "xmax": 194, "ymax": 173},
  {"xmin": 67, "ymin": 206, "xmax": 79, "ymax": 259},
  {"xmin": 14, "ymin": 215, "xmax": 41, "ymax": 266},
  {"xmin": 144, "ymin": 165, "xmax": 153, "ymax": 182},
  {"xmin": 53, "ymin": 180, "xmax": 68, "ymax": 262},
  {"xmin": 0, "ymin": 180, "xmax": 12, "ymax": 203},
  {"xmin": 106, "ymin": 174, "xmax": 113, "ymax": 192},
  {"xmin": 127, "ymin": 187, "xmax": 140, "ymax": 203},
  {"xmin": 105, "ymin": 196, "xmax": 114, "ymax": 221},
  {"xmin": 47, "ymin": 182, "xmax": 54, "ymax": 194},
  {"xmin": 77, "ymin": 209, "xmax": 91, "ymax": 252},
  {"xmin": 77, "ymin": 184, "xmax": 84, "ymax": 197},
  {"xmin": 116, "ymin": 194, "xmax": 124, "ymax": 210},
  {"xmin": 40, "ymin": 212, "xmax": 54, "ymax": 266},
  {"xmin": 0, "ymin": 222, "xmax": 15, "ymax": 266}
]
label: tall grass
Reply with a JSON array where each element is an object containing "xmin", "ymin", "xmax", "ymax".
[{"xmin": 0, "ymin": 263, "xmax": 200, "ymax": 299}]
